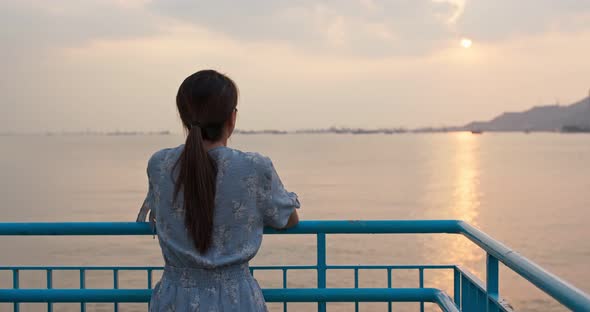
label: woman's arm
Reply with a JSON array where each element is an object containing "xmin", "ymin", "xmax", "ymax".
[{"xmin": 261, "ymin": 156, "xmax": 301, "ymax": 230}]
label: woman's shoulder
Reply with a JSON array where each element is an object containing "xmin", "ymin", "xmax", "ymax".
[
  {"xmin": 236, "ymin": 149, "xmax": 272, "ymax": 167},
  {"xmin": 147, "ymin": 145, "xmax": 183, "ymax": 172},
  {"xmin": 222, "ymin": 148, "xmax": 273, "ymax": 172}
]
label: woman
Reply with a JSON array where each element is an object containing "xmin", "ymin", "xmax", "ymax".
[{"xmin": 136, "ymin": 69, "xmax": 300, "ymax": 311}]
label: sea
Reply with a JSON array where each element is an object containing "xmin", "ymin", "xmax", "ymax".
[{"xmin": 0, "ymin": 133, "xmax": 588, "ymax": 312}]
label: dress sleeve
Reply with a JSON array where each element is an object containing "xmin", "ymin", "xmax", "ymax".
[
  {"xmin": 136, "ymin": 154, "xmax": 158, "ymax": 233},
  {"xmin": 261, "ymin": 157, "xmax": 300, "ymax": 229}
]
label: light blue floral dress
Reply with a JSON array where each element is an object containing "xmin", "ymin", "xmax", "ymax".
[{"xmin": 136, "ymin": 145, "xmax": 300, "ymax": 311}]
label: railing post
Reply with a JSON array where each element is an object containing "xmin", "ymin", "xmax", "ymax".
[
  {"xmin": 419, "ymin": 268, "xmax": 425, "ymax": 312},
  {"xmin": 113, "ymin": 269, "xmax": 119, "ymax": 312},
  {"xmin": 486, "ymin": 253, "xmax": 499, "ymax": 312},
  {"xmin": 317, "ymin": 233, "xmax": 326, "ymax": 312},
  {"xmin": 12, "ymin": 269, "xmax": 19, "ymax": 312},
  {"xmin": 453, "ymin": 267, "xmax": 461, "ymax": 309},
  {"xmin": 354, "ymin": 268, "xmax": 359, "ymax": 312},
  {"xmin": 46, "ymin": 269, "xmax": 53, "ymax": 312},
  {"xmin": 80, "ymin": 269, "xmax": 86, "ymax": 312},
  {"xmin": 387, "ymin": 268, "xmax": 392, "ymax": 312},
  {"xmin": 147, "ymin": 269, "xmax": 153, "ymax": 310},
  {"xmin": 283, "ymin": 268, "xmax": 288, "ymax": 312}
]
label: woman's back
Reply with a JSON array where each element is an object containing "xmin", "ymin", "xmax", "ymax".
[
  {"xmin": 137, "ymin": 144, "xmax": 299, "ymax": 311},
  {"xmin": 139, "ymin": 144, "xmax": 299, "ymax": 268}
]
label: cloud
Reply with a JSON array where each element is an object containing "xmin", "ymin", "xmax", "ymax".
[
  {"xmin": 145, "ymin": 0, "xmax": 590, "ymax": 55},
  {"xmin": 432, "ymin": 0, "xmax": 466, "ymax": 24},
  {"xmin": 0, "ymin": 1, "xmax": 158, "ymax": 52},
  {"xmin": 148, "ymin": 0, "xmax": 459, "ymax": 56},
  {"xmin": 4, "ymin": 0, "xmax": 590, "ymax": 60},
  {"xmin": 456, "ymin": 0, "xmax": 590, "ymax": 40}
]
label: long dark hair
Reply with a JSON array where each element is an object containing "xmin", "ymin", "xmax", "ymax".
[{"xmin": 174, "ymin": 70, "xmax": 238, "ymax": 253}]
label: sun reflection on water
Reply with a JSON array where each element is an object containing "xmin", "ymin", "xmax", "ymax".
[
  {"xmin": 424, "ymin": 132, "xmax": 486, "ymax": 292},
  {"xmin": 452, "ymin": 132, "xmax": 481, "ymax": 226}
]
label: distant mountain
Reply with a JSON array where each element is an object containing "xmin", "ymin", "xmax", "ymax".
[{"xmin": 465, "ymin": 97, "xmax": 590, "ymax": 132}]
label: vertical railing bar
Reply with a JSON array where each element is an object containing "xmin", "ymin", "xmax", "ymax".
[
  {"xmin": 113, "ymin": 269, "xmax": 119, "ymax": 312},
  {"xmin": 317, "ymin": 233, "xmax": 326, "ymax": 312},
  {"xmin": 476, "ymin": 286, "xmax": 480, "ymax": 311},
  {"xmin": 147, "ymin": 269, "xmax": 153, "ymax": 289},
  {"xmin": 419, "ymin": 268, "xmax": 424, "ymax": 312},
  {"xmin": 387, "ymin": 268, "xmax": 392, "ymax": 312},
  {"xmin": 468, "ymin": 281, "xmax": 477, "ymax": 310},
  {"xmin": 147, "ymin": 269, "xmax": 153, "ymax": 311},
  {"xmin": 13, "ymin": 269, "xmax": 19, "ymax": 312},
  {"xmin": 462, "ymin": 276, "xmax": 468, "ymax": 312},
  {"xmin": 80, "ymin": 269, "xmax": 86, "ymax": 312},
  {"xmin": 467, "ymin": 281, "xmax": 471, "ymax": 311},
  {"xmin": 354, "ymin": 268, "xmax": 359, "ymax": 312},
  {"xmin": 47, "ymin": 269, "xmax": 53, "ymax": 312},
  {"xmin": 283, "ymin": 268, "xmax": 288, "ymax": 312},
  {"xmin": 487, "ymin": 253, "xmax": 499, "ymax": 296},
  {"xmin": 453, "ymin": 268, "xmax": 461, "ymax": 309}
]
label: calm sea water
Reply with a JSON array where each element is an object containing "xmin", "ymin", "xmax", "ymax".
[{"xmin": 0, "ymin": 133, "xmax": 588, "ymax": 312}]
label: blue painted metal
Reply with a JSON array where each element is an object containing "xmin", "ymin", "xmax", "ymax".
[
  {"xmin": 316, "ymin": 233, "xmax": 326, "ymax": 312},
  {"xmin": 12, "ymin": 269, "xmax": 19, "ymax": 312},
  {"xmin": 419, "ymin": 268, "xmax": 425, "ymax": 312},
  {"xmin": 387, "ymin": 268, "xmax": 392, "ymax": 312},
  {"xmin": 46, "ymin": 269, "xmax": 53, "ymax": 312},
  {"xmin": 354, "ymin": 268, "xmax": 359, "ymax": 312},
  {"xmin": 113, "ymin": 268, "xmax": 119, "ymax": 312},
  {"xmin": 0, "ymin": 220, "xmax": 589, "ymax": 311},
  {"xmin": 487, "ymin": 253, "xmax": 499, "ymax": 312},
  {"xmin": 453, "ymin": 267, "xmax": 460, "ymax": 308},
  {"xmin": 79, "ymin": 269, "xmax": 86, "ymax": 312},
  {"xmin": 457, "ymin": 221, "xmax": 590, "ymax": 311},
  {"xmin": 0, "ymin": 288, "xmax": 458, "ymax": 310},
  {"xmin": 0, "ymin": 220, "xmax": 462, "ymax": 235},
  {"xmin": 282, "ymin": 268, "xmax": 287, "ymax": 312},
  {"xmin": 147, "ymin": 268, "xmax": 153, "ymax": 289}
]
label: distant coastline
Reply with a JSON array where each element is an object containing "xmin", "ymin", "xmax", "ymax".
[
  {"xmin": 1, "ymin": 125, "xmax": 589, "ymax": 137},
  {"xmin": 2, "ymin": 96, "xmax": 589, "ymax": 136},
  {"xmin": 465, "ymin": 95, "xmax": 590, "ymax": 132}
]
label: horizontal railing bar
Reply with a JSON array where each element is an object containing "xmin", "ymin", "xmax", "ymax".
[
  {"xmin": 458, "ymin": 221, "xmax": 590, "ymax": 311},
  {"xmin": 0, "ymin": 264, "xmax": 456, "ymax": 271},
  {"xmin": 0, "ymin": 220, "xmax": 462, "ymax": 235},
  {"xmin": 249, "ymin": 266, "xmax": 317, "ymax": 270},
  {"xmin": 0, "ymin": 267, "xmax": 164, "ymax": 271},
  {"xmin": 0, "ymin": 222, "xmax": 152, "ymax": 236},
  {"xmin": 0, "ymin": 288, "xmax": 447, "ymax": 303},
  {"xmin": 326, "ymin": 265, "xmax": 456, "ymax": 270},
  {"xmin": 265, "ymin": 220, "xmax": 462, "ymax": 234},
  {"xmin": 0, "ymin": 289, "xmax": 150, "ymax": 302},
  {"xmin": 0, "ymin": 288, "xmax": 458, "ymax": 312}
]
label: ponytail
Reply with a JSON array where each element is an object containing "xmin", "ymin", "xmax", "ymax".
[
  {"xmin": 174, "ymin": 124, "xmax": 217, "ymax": 253},
  {"xmin": 173, "ymin": 69, "xmax": 238, "ymax": 253}
]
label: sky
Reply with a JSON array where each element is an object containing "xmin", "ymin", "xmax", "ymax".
[{"xmin": 1, "ymin": 0, "xmax": 590, "ymax": 132}]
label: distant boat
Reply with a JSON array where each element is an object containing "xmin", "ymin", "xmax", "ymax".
[{"xmin": 471, "ymin": 130, "xmax": 483, "ymax": 134}]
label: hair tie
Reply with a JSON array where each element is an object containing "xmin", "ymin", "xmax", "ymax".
[{"xmin": 189, "ymin": 121, "xmax": 202, "ymax": 129}]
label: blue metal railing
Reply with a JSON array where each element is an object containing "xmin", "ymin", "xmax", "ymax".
[{"xmin": 0, "ymin": 220, "xmax": 589, "ymax": 311}]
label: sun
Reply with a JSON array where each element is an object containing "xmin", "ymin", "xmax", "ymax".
[{"xmin": 460, "ymin": 38, "xmax": 473, "ymax": 48}]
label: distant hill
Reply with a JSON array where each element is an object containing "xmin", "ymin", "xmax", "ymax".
[{"xmin": 465, "ymin": 97, "xmax": 590, "ymax": 132}]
